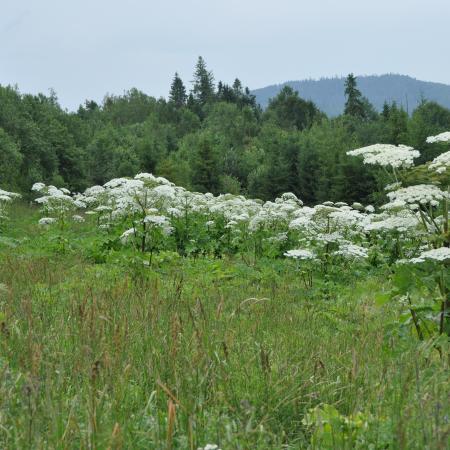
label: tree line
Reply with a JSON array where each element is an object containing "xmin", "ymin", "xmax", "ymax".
[{"xmin": 1, "ymin": 57, "xmax": 450, "ymax": 204}]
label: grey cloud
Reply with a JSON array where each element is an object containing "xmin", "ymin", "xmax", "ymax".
[{"xmin": 1, "ymin": 0, "xmax": 449, "ymax": 110}]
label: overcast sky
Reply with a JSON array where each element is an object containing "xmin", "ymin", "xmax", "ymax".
[{"xmin": 2, "ymin": 0, "xmax": 449, "ymax": 110}]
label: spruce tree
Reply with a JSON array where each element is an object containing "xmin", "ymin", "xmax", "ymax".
[
  {"xmin": 344, "ymin": 74, "xmax": 366, "ymax": 119},
  {"xmin": 191, "ymin": 132, "xmax": 220, "ymax": 194},
  {"xmin": 382, "ymin": 101, "xmax": 390, "ymax": 120},
  {"xmin": 169, "ymin": 72, "xmax": 187, "ymax": 108},
  {"xmin": 191, "ymin": 56, "xmax": 215, "ymax": 107}
]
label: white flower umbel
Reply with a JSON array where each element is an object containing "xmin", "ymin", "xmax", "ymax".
[
  {"xmin": 0, "ymin": 188, "xmax": 21, "ymax": 201},
  {"xmin": 197, "ymin": 445, "xmax": 221, "ymax": 450},
  {"xmin": 333, "ymin": 243, "xmax": 368, "ymax": 259},
  {"xmin": 385, "ymin": 182, "xmax": 402, "ymax": 192},
  {"xmin": 120, "ymin": 227, "xmax": 136, "ymax": 244},
  {"xmin": 347, "ymin": 144, "xmax": 420, "ymax": 169},
  {"xmin": 143, "ymin": 214, "xmax": 173, "ymax": 235},
  {"xmin": 428, "ymin": 151, "xmax": 450, "ymax": 174},
  {"xmin": 426, "ymin": 131, "xmax": 450, "ymax": 144},
  {"xmin": 284, "ymin": 249, "xmax": 317, "ymax": 260},
  {"xmin": 0, "ymin": 188, "xmax": 22, "ymax": 224},
  {"xmin": 32, "ymin": 183, "xmax": 88, "ymax": 228},
  {"xmin": 31, "ymin": 182, "xmax": 46, "ymax": 192},
  {"xmin": 409, "ymin": 247, "xmax": 450, "ymax": 264},
  {"xmin": 382, "ymin": 184, "xmax": 448, "ymax": 210},
  {"xmin": 38, "ymin": 217, "xmax": 57, "ymax": 226},
  {"xmin": 365, "ymin": 212, "xmax": 421, "ymax": 233}
]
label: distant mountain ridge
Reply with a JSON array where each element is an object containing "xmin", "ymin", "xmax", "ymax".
[{"xmin": 251, "ymin": 74, "xmax": 450, "ymax": 116}]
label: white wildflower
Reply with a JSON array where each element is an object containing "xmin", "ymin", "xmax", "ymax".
[
  {"xmin": 426, "ymin": 131, "xmax": 450, "ymax": 144},
  {"xmin": 284, "ymin": 249, "xmax": 317, "ymax": 260},
  {"xmin": 275, "ymin": 192, "xmax": 303, "ymax": 206},
  {"xmin": 95, "ymin": 205, "xmax": 113, "ymax": 213},
  {"xmin": 38, "ymin": 217, "xmax": 56, "ymax": 226},
  {"xmin": 167, "ymin": 207, "xmax": 182, "ymax": 217},
  {"xmin": 144, "ymin": 215, "xmax": 168, "ymax": 225},
  {"xmin": 120, "ymin": 228, "xmax": 136, "ymax": 244},
  {"xmin": 428, "ymin": 151, "xmax": 450, "ymax": 174},
  {"xmin": 225, "ymin": 220, "xmax": 238, "ymax": 229},
  {"xmin": 31, "ymin": 182, "xmax": 46, "ymax": 192},
  {"xmin": 385, "ymin": 182, "xmax": 402, "ymax": 192},
  {"xmin": 73, "ymin": 199, "xmax": 86, "ymax": 208},
  {"xmin": 382, "ymin": 184, "xmax": 448, "ymax": 210},
  {"xmin": 409, "ymin": 247, "xmax": 450, "ymax": 263},
  {"xmin": 316, "ymin": 232, "xmax": 343, "ymax": 243},
  {"xmin": 265, "ymin": 232, "xmax": 288, "ymax": 243},
  {"xmin": 84, "ymin": 185, "xmax": 105, "ymax": 196},
  {"xmin": 334, "ymin": 243, "xmax": 368, "ymax": 259},
  {"xmin": 134, "ymin": 173, "xmax": 157, "ymax": 181},
  {"xmin": 347, "ymin": 144, "xmax": 420, "ymax": 168},
  {"xmin": 365, "ymin": 213, "xmax": 420, "ymax": 233}
]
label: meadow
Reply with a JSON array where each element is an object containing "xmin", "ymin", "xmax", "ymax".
[{"xmin": 0, "ymin": 139, "xmax": 449, "ymax": 449}]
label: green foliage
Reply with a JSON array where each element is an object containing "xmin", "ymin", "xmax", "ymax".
[
  {"xmin": 169, "ymin": 72, "xmax": 187, "ymax": 108},
  {"xmin": 0, "ymin": 206, "xmax": 448, "ymax": 448},
  {"xmin": 191, "ymin": 56, "xmax": 216, "ymax": 113},
  {"xmin": 189, "ymin": 131, "xmax": 221, "ymax": 194},
  {"xmin": 344, "ymin": 74, "xmax": 369, "ymax": 120},
  {"xmin": 0, "ymin": 128, "xmax": 22, "ymax": 189},
  {"xmin": 407, "ymin": 101, "xmax": 450, "ymax": 163},
  {"xmin": 303, "ymin": 404, "xmax": 392, "ymax": 449},
  {"xmin": 1, "ymin": 61, "xmax": 450, "ymax": 206},
  {"xmin": 264, "ymin": 86, "xmax": 324, "ymax": 131}
]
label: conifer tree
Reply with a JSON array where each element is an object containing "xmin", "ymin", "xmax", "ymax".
[
  {"xmin": 191, "ymin": 132, "xmax": 220, "ymax": 194},
  {"xmin": 191, "ymin": 56, "xmax": 215, "ymax": 107},
  {"xmin": 382, "ymin": 101, "xmax": 391, "ymax": 120},
  {"xmin": 169, "ymin": 72, "xmax": 187, "ymax": 108},
  {"xmin": 344, "ymin": 74, "xmax": 367, "ymax": 119}
]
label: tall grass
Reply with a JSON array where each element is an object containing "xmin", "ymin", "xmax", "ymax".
[{"xmin": 0, "ymin": 206, "xmax": 448, "ymax": 448}]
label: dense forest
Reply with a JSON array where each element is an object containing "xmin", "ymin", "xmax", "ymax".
[{"xmin": 1, "ymin": 57, "xmax": 450, "ymax": 205}]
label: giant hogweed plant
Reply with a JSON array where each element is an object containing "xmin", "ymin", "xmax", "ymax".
[
  {"xmin": 0, "ymin": 187, "xmax": 21, "ymax": 231},
  {"xmin": 347, "ymin": 137, "xmax": 450, "ymax": 344},
  {"xmin": 32, "ymin": 182, "xmax": 86, "ymax": 230},
  {"xmin": 26, "ymin": 136, "xmax": 450, "ymax": 340}
]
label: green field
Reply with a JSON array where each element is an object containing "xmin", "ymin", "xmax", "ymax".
[{"xmin": 0, "ymin": 204, "xmax": 448, "ymax": 449}]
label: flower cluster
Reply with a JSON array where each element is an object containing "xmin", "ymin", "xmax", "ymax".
[
  {"xmin": 382, "ymin": 184, "xmax": 448, "ymax": 210},
  {"xmin": 32, "ymin": 183, "xmax": 86, "ymax": 227},
  {"xmin": 284, "ymin": 249, "xmax": 317, "ymax": 260},
  {"xmin": 364, "ymin": 211, "xmax": 420, "ymax": 233},
  {"xmin": 408, "ymin": 247, "xmax": 450, "ymax": 264},
  {"xmin": 428, "ymin": 151, "xmax": 450, "ymax": 174},
  {"xmin": 346, "ymin": 144, "xmax": 420, "ymax": 169},
  {"xmin": 426, "ymin": 131, "xmax": 450, "ymax": 144},
  {"xmin": 29, "ymin": 150, "xmax": 449, "ymax": 273},
  {"xmin": 0, "ymin": 188, "xmax": 21, "ymax": 224}
]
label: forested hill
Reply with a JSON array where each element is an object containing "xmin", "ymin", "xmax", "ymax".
[
  {"xmin": 1, "ymin": 58, "xmax": 450, "ymax": 206},
  {"xmin": 252, "ymin": 75, "xmax": 450, "ymax": 116}
]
